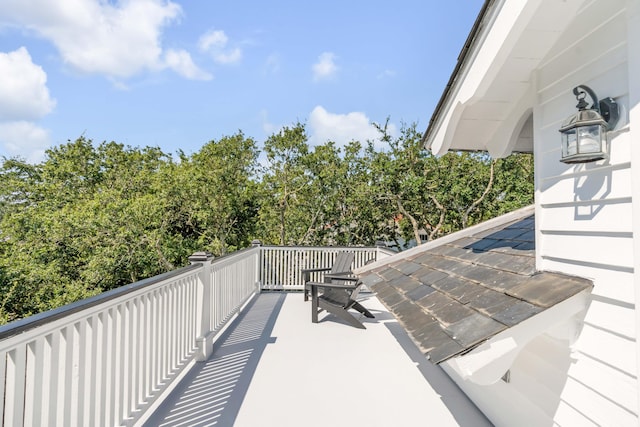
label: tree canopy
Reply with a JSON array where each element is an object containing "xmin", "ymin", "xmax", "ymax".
[{"xmin": 0, "ymin": 122, "xmax": 534, "ymax": 323}]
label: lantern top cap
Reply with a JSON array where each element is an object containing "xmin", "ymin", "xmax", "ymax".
[{"xmin": 559, "ymin": 108, "xmax": 607, "ymax": 133}]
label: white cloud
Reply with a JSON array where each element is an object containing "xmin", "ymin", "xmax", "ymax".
[
  {"xmin": 308, "ymin": 106, "xmax": 396, "ymax": 149},
  {"xmin": 198, "ymin": 29, "xmax": 242, "ymax": 65},
  {"xmin": 198, "ymin": 29, "xmax": 228, "ymax": 51},
  {"xmin": 0, "ymin": 0, "xmax": 210, "ymax": 80},
  {"xmin": 0, "ymin": 121, "xmax": 50, "ymax": 163},
  {"xmin": 214, "ymin": 48, "xmax": 242, "ymax": 65},
  {"xmin": 259, "ymin": 109, "xmax": 277, "ymax": 136},
  {"xmin": 0, "ymin": 47, "xmax": 54, "ymax": 163},
  {"xmin": 164, "ymin": 49, "xmax": 212, "ymax": 80},
  {"xmin": 0, "ymin": 47, "xmax": 56, "ymax": 120},
  {"xmin": 312, "ymin": 52, "xmax": 338, "ymax": 82}
]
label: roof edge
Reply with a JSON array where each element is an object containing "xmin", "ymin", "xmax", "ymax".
[{"xmin": 442, "ymin": 288, "xmax": 592, "ymax": 385}]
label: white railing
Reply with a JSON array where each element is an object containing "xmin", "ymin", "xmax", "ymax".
[
  {"xmin": 258, "ymin": 245, "xmax": 394, "ymax": 290},
  {"xmin": 0, "ymin": 244, "xmax": 392, "ymax": 426},
  {"xmin": 0, "ymin": 247, "xmax": 260, "ymax": 427}
]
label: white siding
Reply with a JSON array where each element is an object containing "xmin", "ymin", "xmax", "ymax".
[
  {"xmin": 534, "ymin": 0, "xmax": 638, "ymax": 423},
  {"xmin": 629, "ymin": 0, "xmax": 640, "ymax": 419}
]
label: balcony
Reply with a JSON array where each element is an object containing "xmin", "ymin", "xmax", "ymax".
[{"xmin": 0, "ymin": 245, "xmax": 489, "ymax": 426}]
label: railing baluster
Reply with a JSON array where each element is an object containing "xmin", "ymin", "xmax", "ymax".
[
  {"xmin": 24, "ymin": 338, "xmax": 41, "ymax": 427},
  {"xmin": 96, "ymin": 313, "xmax": 106, "ymax": 427},
  {"xmin": 5, "ymin": 345, "xmax": 26, "ymax": 427},
  {"xmin": 121, "ymin": 302, "xmax": 129, "ymax": 422},
  {"xmin": 75, "ymin": 320, "xmax": 89, "ymax": 427},
  {"xmin": 257, "ymin": 246, "xmax": 381, "ymax": 290},
  {"xmin": 0, "ymin": 351, "xmax": 5, "ymax": 426},
  {"xmin": 129, "ymin": 299, "xmax": 138, "ymax": 420},
  {"xmin": 141, "ymin": 294, "xmax": 150, "ymax": 403},
  {"xmin": 88, "ymin": 314, "xmax": 99, "ymax": 426}
]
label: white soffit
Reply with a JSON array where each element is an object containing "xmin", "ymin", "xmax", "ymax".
[{"xmin": 428, "ymin": 0, "xmax": 587, "ymax": 157}]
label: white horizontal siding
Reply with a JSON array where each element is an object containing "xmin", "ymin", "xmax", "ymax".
[
  {"xmin": 573, "ymin": 323, "xmax": 637, "ymax": 377},
  {"xmin": 553, "ymin": 400, "xmax": 600, "ymax": 427},
  {"xmin": 512, "ymin": 333, "xmax": 637, "ymax": 425},
  {"xmin": 584, "ymin": 298, "xmax": 636, "ymax": 340},
  {"xmin": 540, "ymin": 233, "xmax": 633, "ymax": 270},
  {"xmin": 539, "ymin": 203, "xmax": 633, "ymax": 234},
  {"xmin": 534, "ymin": 0, "xmax": 632, "ymax": 281},
  {"xmin": 539, "ymin": 162, "xmax": 632, "ymax": 203},
  {"xmin": 566, "ymin": 350, "xmax": 638, "ymax": 413},
  {"xmin": 532, "ymin": 0, "xmax": 638, "ymax": 424},
  {"xmin": 560, "ymin": 374, "xmax": 638, "ymax": 426},
  {"xmin": 631, "ymin": 0, "xmax": 640, "ymax": 421}
]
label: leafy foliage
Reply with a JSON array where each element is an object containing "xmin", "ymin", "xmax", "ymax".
[{"xmin": 0, "ymin": 125, "xmax": 533, "ymax": 323}]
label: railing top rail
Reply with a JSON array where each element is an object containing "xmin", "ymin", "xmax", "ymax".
[
  {"xmin": 259, "ymin": 245, "xmax": 380, "ymax": 250},
  {"xmin": 209, "ymin": 245, "xmax": 260, "ymax": 267},
  {"xmin": 377, "ymin": 247, "xmax": 398, "ymax": 256},
  {"xmin": 0, "ymin": 263, "xmax": 201, "ymax": 341}
]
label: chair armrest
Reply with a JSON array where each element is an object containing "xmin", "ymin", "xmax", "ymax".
[
  {"xmin": 302, "ymin": 267, "xmax": 332, "ymax": 282},
  {"xmin": 301, "ymin": 267, "xmax": 332, "ymax": 274},
  {"xmin": 324, "ymin": 273, "xmax": 358, "ymax": 282},
  {"xmin": 309, "ymin": 281, "xmax": 358, "ymax": 291}
]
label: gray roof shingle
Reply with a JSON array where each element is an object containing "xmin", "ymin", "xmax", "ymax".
[{"xmin": 360, "ymin": 210, "xmax": 592, "ymax": 364}]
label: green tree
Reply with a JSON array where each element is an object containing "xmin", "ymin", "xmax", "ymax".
[
  {"xmin": 0, "ymin": 139, "xmax": 182, "ymax": 321},
  {"xmin": 0, "ymin": 122, "xmax": 534, "ymax": 324},
  {"xmin": 182, "ymin": 132, "xmax": 259, "ymax": 255},
  {"xmin": 369, "ymin": 122, "xmax": 533, "ymax": 247},
  {"xmin": 258, "ymin": 123, "xmax": 311, "ymax": 245}
]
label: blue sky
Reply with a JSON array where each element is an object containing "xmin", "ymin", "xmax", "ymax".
[{"xmin": 0, "ymin": 1, "xmax": 484, "ymax": 163}]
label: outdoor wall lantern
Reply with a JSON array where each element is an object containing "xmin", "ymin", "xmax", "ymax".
[{"xmin": 559, "ymin": 85, "xmax": 619, "ymax": 164}]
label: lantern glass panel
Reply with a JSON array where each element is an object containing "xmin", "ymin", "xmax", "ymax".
[
  {"xmin": 577, "ymin": 124, "xmax": 603, "ymax": 154},
  {"xmin": 562, "ymin": 129, "xmax": 577, "ymax": 157}
]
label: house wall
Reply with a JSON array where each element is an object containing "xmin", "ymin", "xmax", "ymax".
[
  {"xmin": 440, "ymin": 1, "xmax": 640, "ymax": 426},
  {"xmin": 533, "ymin": 0, "xmax": 638, "ymax": 424},
  {"xmin": 629, "ymin": 0, "xmax": 640, "ymax": 421}
]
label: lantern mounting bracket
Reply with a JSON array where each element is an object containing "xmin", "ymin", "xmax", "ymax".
[{"xmin": 573, "ymin": 85, "xmax": 619, "ymax": 130}]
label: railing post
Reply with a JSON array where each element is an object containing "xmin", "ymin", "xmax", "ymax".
[
  {"xmin": 251, "ymin": 240, "xmax": 262, "ymax": 293},
  {"xmin": 189, "ymin": 251, "xmax": 214, "ymax": 362}
]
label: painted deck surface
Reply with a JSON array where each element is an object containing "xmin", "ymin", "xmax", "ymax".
[{"xmin": 144, "ymin": 292, "xmax": 490, "ymax": 427}]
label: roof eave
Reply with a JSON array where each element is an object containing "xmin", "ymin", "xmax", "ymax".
[
  {"xmin": 422, "ymin": 0, "xmax": 587, "ymax": 157},
  {"xmin": 421, "ymin": 0, "xmax": 496, "ymax": 150}
]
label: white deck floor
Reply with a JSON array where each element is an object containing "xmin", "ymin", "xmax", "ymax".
[{"xmin": 143, "ymin": 292, "xmax": 491, "ymax": 427}]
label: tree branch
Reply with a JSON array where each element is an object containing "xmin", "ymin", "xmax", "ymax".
[
  {"xmin": 462, "ymin": 160, "xmax": 495, "ymax": 228},
  {"xmin": 396, "ymin": 198, "xmax": 422, "ymax": 246}
]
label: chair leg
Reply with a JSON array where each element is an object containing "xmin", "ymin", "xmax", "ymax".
[
  {"xmin": 351, "ymin": 301, "xmax": 375, "ymax": 318},
  {"xmin": 318, "ymin": 299, "xmax": 366, "ymax": 329},
  {"xmin": 311, "ymin": 284, "xmax": 319, "ymax": 323}
]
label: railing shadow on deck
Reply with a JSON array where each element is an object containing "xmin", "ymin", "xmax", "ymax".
[{"xmin": 143, "ymin": 293, "xmax": 286, "ymax": 427}]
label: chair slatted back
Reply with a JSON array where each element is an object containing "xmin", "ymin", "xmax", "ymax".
[{"xmin": 330, "ymin": 252, "xmax": 355, "ymax": 275}]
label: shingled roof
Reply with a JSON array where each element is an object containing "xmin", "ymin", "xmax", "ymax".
[{"xmin": 358, "ymin": 207, "xmax": 593, "ymax": 364}]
